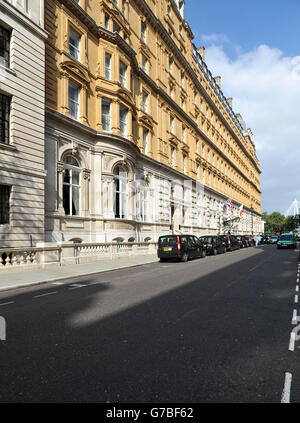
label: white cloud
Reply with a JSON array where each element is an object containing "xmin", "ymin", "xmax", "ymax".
[
  {"xmin": 203, "ymin": 42, "xmax": 300, "ymax": 213},
  {"xmin": 201, "ymin": 33, "xmax": 229, "ymax": 44}
]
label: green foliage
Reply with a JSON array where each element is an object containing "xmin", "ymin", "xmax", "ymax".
[{"xmin": 263, "ymin": 211, "xmax": 300, "ymax": 233}]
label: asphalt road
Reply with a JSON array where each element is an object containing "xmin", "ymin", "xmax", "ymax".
[{"xmin": 0, "ymin": 244, "xmax": 299, "ymax": 403}]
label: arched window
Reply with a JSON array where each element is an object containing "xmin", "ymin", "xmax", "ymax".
[
  {"xmin": 114, "ymin": 166, "xmax": 128, "ymax": 219},
  {"xmin": 63, "ymin": 155, "xmax": 81, "ymax": 216}
]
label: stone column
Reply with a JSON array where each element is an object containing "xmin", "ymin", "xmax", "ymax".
[
  {"xmin": 83, "ymin": 169, "xmax": 91, "ymax": 217},
  {"xmin": 57, "ymin": 161, "xmax": 65, "ymax": 215}
]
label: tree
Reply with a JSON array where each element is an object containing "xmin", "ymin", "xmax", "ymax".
[{"xmin": 263, "ymin": 211, "xmax": 286, "ymax": 233}]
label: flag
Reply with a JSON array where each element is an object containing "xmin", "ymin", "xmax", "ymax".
[
  {"xmin": 227, "ymin": 199, "xmax": 233, "ymax": 214},
  {"xmin": 239, "ymin": 204, "xmax": 244, "ymax": 217}
]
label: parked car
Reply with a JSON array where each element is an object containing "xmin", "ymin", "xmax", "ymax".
[
  {"xmin": 157, "ymin": 235, "xmax": 206, "ymax": 262},
  {"xmin": 198, "ymin": 235, "xmax": 227, "ymax": 255},
  {"xmin": 236, "ymin": 235, "xmax": 249, "ymax": 248},
  {"xmin": 270, "ymin": 235, "xmax": 279, "ymax": 244},
  {"xmin": 277, "ymin": 233, "xmax": 296, "ymax": 249},
  {"xmin": 219, "ymin": 235, "xmax": 241, "ymax": 252}
]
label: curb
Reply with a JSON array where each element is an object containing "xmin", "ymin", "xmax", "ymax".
[{"xmin": 0, "ymin": 258, "xmax": 158, "ymax": 293}]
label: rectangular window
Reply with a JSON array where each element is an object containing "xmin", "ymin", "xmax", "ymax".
[
  {"xmin": 141, "ymin": 21, "xmax": 146, "ymax": 42},
  {"xmin": 119, "ymin": 105, "xmax": 127, "ymax": 137},
  {"xmin": 104, "ymin": 14, "xmax": 109, "ymax": 29},
  {"xmin": 113, "ymin": 22, "xmax": 120, "ymax": 34},
  {"xmin": 142, "ymin": 91, "xmax": 148, "ymax": 112},
  {"xmin": 0, "ymin": 93, "xmax": 10, "ymax": 144},
  {"xmin": 0, "ymin": 185, "xmax": 10, "ymax": 224},
  {"xmin": 142, "ymin": 55, "xmax": 147, "ymax": 73},
  {"xmin": 0, "ymin": 25, "xmax": 10, "ymax": 68},
  {"xmin": 181, "ymin": 72, "xmax": 184, "ymax": 88},
  {"xmin": 143, "ymin": 128, "xmax": 148, "ymax": 154},
  {"xmin": 101, "ymin": 99, "xmax": 111, "ymax": 132},
  {"xmin": 182, "ymin": 126, "xmax": 185, "ymax": 143},
  {"xmin": 68, "ymin": 81, "xmax": 79, "ymax": 120},
  {"xmin": 170, "ymin": 115, "xmax": 174, "ymax": 134},
  {"xmin": 105, "ymin": 53, "xmax": 111, "ymax": 80},
  {"xmin": 69, "ymin": 28, "xmax": 80, "ymax": 61},
  {"xmin": 183, "ymin": 155, "xmax": 186, "ymax": 174},
  {"xmin": 169, "ymin": 86, "xmax": 173, "ymax": 99},
  {"xmin": 169, "ymin": 57, "xmax": 173, "ymax": 74},
  {"xmin": 171, "ymin": 147, "xmax": 175, "ymax": 167},
  {"xmin": 122, "ymin": 0, "xmax": 126, "ymax": 14},
  {"xmin": 119, "ymin": 61, "xmax": 127, "ymax": 87}
]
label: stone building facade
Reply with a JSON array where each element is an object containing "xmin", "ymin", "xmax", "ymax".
[
  {"xmin": 0, "ymin": 0, "xmax": 47, "ymax": 247},
  {"xmin": 43, "ymin": 0, "xmax": 262, "ymax": 244}
]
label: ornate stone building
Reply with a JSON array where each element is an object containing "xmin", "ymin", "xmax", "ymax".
[
  {"xmin": 0, "ymin": 0, "xmax": 47, "ymax": 247},
  {"xmin": 44, "ymin": 0, "xmax": 262, "ymax": 243}
]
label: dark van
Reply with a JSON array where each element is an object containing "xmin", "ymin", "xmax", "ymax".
[
  {"xmin": 157, "ymin": 235, "xmax": 206, "ymax": 262},
  {"xmin": 219, "ymin": 235, "xmax": 241, "ymax": 252},
  {"xmin": 198, "ymin": 235, "xmax": 227, "ymax": 255}
]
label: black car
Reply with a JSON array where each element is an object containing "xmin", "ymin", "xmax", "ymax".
[
  {"xmin": 219, "ymin": 235, "xmax": 241, "ymax": 252},
  {"xmin": 236, "ymin": 235, "xmax": 249, "ymax": 248},
  {"xmin": 157, "ymin": 234, "xmax": 206, "ymax": 262},
  {"xmin": 198, "ymin": 235, "xmax": 227, "ymax": 255}
]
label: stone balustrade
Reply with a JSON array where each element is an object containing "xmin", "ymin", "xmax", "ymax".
[{"xmin": 0, "ymin": 242, "xmax": 157, "ymax": 270}]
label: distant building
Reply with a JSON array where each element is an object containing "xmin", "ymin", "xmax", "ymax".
[{"xmin": 0, "ymin": 0, "xmax": 47, "ymax": 247}]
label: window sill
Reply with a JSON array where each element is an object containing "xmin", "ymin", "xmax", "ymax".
[
  {"xmin": 0, "ymin": 64, "xmax": 17, "ymax": 77},
  {"xmin": 0, "ymin": 143, "xmax": 17, "ymax": 152}
]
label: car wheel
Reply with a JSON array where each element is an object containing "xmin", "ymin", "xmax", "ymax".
[
  {"xmin": 181, "ymin": 252, "xmax": 188, "ymax": 262},
  {"xmin": 223, "ymin": 246, "xmax": 226, "ymax": 254},
  {"xmin": 201, "ymin": 250, "xmax": 206, "ymax": 258},
  {"xmin": 277, "ymin": 245, "xmax": 280, "ymax": 249},
  {"xmin": 159, "ymin": 258, "xmax": 167, "ymax": 262},
  {"xmin": 213, "ymin": 248, "xmax": 217, "ymax": 256}
]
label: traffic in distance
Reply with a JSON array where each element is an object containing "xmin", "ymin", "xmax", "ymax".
[{"xmin": 157, "ymin": 232, "xmax": 298, "ymax": 262}]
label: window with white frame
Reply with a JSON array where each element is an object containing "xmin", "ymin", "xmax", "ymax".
[
  {"xmin": 143, "ymin": 128, "xmax": 148, "ymax": 154},
  {"xmin": 68, "ymin": 81, "xmax": 80, "ymax": 120},
  {"xmin": 101, "ymin": 99, "xmax": 111, "ymax": 132},
  {"xmin": 119, "ymin": 105, "xmax": 127, "ymax": 137},
  {"xmin": 63, "ymin": 156, "xmax": 81, "ymax": 216},
  {"xmin": 105, "ymin": 53, "xmax": 111, "ymax": 80},
  {"xmin": 182, "ymin": 126, "xmax": 185, "ymax": 143},
  {"xmin": 181, "ymin": 72, "xmax": 184, "ymax": 88},
  {"xmin": 119, "ymin": 61, "xmax": 127, "ymax": 87},
  {"xmin": 114, "ymin": 166, "xmax": 128, "ymax": 219},
  {"xmin": 69, "ymin": 28, "xmax": 81, "ymax": 61}
]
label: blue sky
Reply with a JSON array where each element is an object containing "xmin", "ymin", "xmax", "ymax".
[{"xmin": 184, "ymin": 0, "xmax": 300, "ymax": 215}]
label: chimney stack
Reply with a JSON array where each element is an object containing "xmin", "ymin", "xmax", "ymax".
[
  {"xmin": 236, "ymin": 113, "xmax": 243, "ymax": 124},
  {"xmin": 214, "ymin": 76, "xmax": 221, "ymax": 88},
  {"xmin": 197, "ymin": 46, "xmax": 205, "ymax": 61}
]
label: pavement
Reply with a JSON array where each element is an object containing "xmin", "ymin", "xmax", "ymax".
[
  {"xmin": 1, "ymin": 244, "xmax": 300, "ymax": 402},
  {"xmin": 0, "ymin": 254, "xmax": 158, "ymax": 292}
]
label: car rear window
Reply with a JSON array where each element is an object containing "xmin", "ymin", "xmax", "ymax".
[
  {"xmin": 206, "ymin": 237, "xmax": 213, "ymax": 243},
  {"xmin": 159, "ymin": 236, "xmax": 177, "ymax": 246},
  {"xmin": 280, "ymin": 235, "xmax": 293, "ymax": 241}
]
